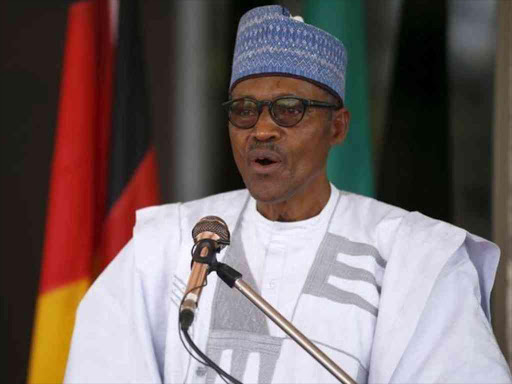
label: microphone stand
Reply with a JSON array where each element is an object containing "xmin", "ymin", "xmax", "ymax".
[{"xmin": 211, "ymin": 260, "xmax": 357, "ymax": 384}]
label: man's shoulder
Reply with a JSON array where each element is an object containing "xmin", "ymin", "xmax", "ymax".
[
  {"xmin": 332, "ymin": 189, "xmax": 477, "ymax": 265},
  {"xmin": 332, "ymin": 190, "xmax": 410, "ymax": 244},
  {"xmin": 133, "ymin": 188, "xmax": 249, "ymax": 230},
  {"xmin": 128, "ymin": 189, "xmax": 250, "ymax": 274},
  {"xmin": 338, "ymin": 190, "xmax": 409, "ymax": 218},
  {"xmin": 337, "ymin": 190, "xmax": 463, "ymax": 237}
]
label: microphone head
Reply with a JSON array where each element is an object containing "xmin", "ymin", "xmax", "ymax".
[{"xmin": 192, "ymin": 216, "xmax": 230, "ymax": 248}]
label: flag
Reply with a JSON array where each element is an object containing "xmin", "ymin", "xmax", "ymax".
[
  {"xmin": 28, "ymin": 0, "xmax": 160, "ymax": 382},
  {"xmin": 303, "ymin": 0, "xmax": 374, "ymax": 197}
]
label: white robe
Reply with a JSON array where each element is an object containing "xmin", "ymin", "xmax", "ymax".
[{"xmin": 64, "ymin": 187, "xmax": 512, "ymax": 383}]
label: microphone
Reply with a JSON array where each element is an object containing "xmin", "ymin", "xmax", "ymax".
[{"xmin": 179, "ymin": 216, "xmax": 230, "ymax": 330}]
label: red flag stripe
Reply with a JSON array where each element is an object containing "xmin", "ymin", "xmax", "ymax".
[
  {"xmin": 39, "ymin": 0, "xmax": 114, "ymax": 295},
  {"xmin": 96, "ymin": 148, "xmax": 160, "ymax": 275}
]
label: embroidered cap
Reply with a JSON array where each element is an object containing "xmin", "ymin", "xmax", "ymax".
[{"xmin": 230, "ymin": 5, "xmax": 347, "ymax": 101}]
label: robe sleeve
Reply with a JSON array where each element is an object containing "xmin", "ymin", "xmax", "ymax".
[
  {"xmin": 389, "ymin": 243, "xmax": 512, "ymax": 383},
  {"xmin": 64, "ymin": 240, "xmax": 162, "ymax": 384}
]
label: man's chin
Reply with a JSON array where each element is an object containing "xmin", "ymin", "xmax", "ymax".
[{"xmin": 246, "ymin": 184, "xmax": 291, "ymax": 205}]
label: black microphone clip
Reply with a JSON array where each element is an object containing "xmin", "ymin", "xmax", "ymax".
[{"xmin": 190, "ymin": 238, "xmax": 230, "ymax": 269}]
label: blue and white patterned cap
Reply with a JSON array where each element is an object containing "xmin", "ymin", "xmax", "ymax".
[{"xmin": 230, "ymin": 5, "xmax": 347, "ymax": 101}]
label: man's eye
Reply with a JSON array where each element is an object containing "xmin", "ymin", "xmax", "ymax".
[
  {"xmin": 239, "ymin": 108, "xmax": 256, "ymax": 116},
  {"xmin": 231, "ymin": 100, "xmax": 257, "ymax": 114},
  {"xmin": 285, "ymin": 107, "xmax": 301, "ymax": 115},
  {"xmin": 276, "ymin": 105, "xmax": 302, "ymax": 115},
  {"xmin": 232, "ymin": 107, "xmax": 256, "ymax": 116}
]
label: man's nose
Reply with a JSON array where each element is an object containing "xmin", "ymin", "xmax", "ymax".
[{"xmin": 251, "ymin": 106, "xmax": 281, "ymax": 142}]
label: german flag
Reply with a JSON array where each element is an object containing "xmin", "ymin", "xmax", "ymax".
[{"xmin": 28, "ymin": 1, "xmax": 160, "ymax": 382}]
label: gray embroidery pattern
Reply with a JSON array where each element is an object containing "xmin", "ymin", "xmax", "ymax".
[
  {"xmin": 170, "ymin": 275, "xmax": 186, "ymax": 308},
  {"xmin": 206, "ymin": 331, "xmax": 282, "ymax": 383},
  {"xmin": 205, "ymin": 227, "xmax": 283, "ymax": 384},
  {"xmin": 302, "ymin": 233, "xmax": 384, "ymax": 317}
]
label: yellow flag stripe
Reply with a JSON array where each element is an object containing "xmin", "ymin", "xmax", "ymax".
[{"xmin": 28, "ymin": 278, "xmax": 89, "ymax": 384}]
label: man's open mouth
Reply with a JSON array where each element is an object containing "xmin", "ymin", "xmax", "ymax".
[
  {"xmin": 255, "ymin": 157, "xmax": 276, "ymax": 166},
  {"xmin": 248, "ymin": 149, "xmax": 282, "ymax": 172}
]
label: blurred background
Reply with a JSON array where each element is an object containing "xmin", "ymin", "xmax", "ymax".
[{"xmin": 2, "ymin": 0, "xmax": 511, "ymax": 382}]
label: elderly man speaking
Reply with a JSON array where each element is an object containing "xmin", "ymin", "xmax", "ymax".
[{"xmin": 64, "ymin": 5, "xmax": 511, "ymax": 384}]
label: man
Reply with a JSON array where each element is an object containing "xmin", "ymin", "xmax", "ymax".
[{"xmin": 65, "ymin": 5, "xmax": 511, "ymax": 383}]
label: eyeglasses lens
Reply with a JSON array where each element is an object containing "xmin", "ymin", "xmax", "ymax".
[
  {"xmin": 229, "ymin": 98, "xmax": 305, "ymax": 128},
  {"xmin": 229, "ymin": 99, "xmax": 259, "ymax": 128},
  {"xmin": 272, "ymin": 98, "xmax": 304, "ymax": 127}
]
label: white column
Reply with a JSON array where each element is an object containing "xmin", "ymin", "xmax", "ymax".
[
  {"xmin": 171, "ymin": 0, "xmax": 231, "ymax": 202},
  {"xmin": 492, "ymin": 0, "xmax": 512, "ymax": 364}
]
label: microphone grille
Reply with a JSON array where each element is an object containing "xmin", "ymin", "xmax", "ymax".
[{"xmin": 192, "ymin": 216, "xmax": 230, "ymax": 244}]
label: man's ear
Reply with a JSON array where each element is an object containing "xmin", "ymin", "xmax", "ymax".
[{"xmin": 330, "ymin": 108, "xmax": 350, "ymax": 145}]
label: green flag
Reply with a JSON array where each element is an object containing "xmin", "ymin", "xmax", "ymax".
[{"xmin": 303, "ymin": 0, "xmax": 374, "ymax": 197}]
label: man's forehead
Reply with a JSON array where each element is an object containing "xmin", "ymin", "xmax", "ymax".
[{"xmin": 230, "ymin": 75, "xmax": 329, "ymax": 99}]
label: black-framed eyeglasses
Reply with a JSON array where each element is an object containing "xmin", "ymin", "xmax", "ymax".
[{"xmin": 222, "ymin": 96, "xmax": 342, "ymax": 129}]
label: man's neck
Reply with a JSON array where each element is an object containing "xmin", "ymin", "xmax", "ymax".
[{"xmin": 256, "ymin": 180, "xmax": 332, "ymax": 222}]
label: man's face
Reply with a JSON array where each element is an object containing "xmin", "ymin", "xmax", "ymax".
[{"xmin": 229, "ymin": 76, "xmax": 348, "ymax": 204}]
